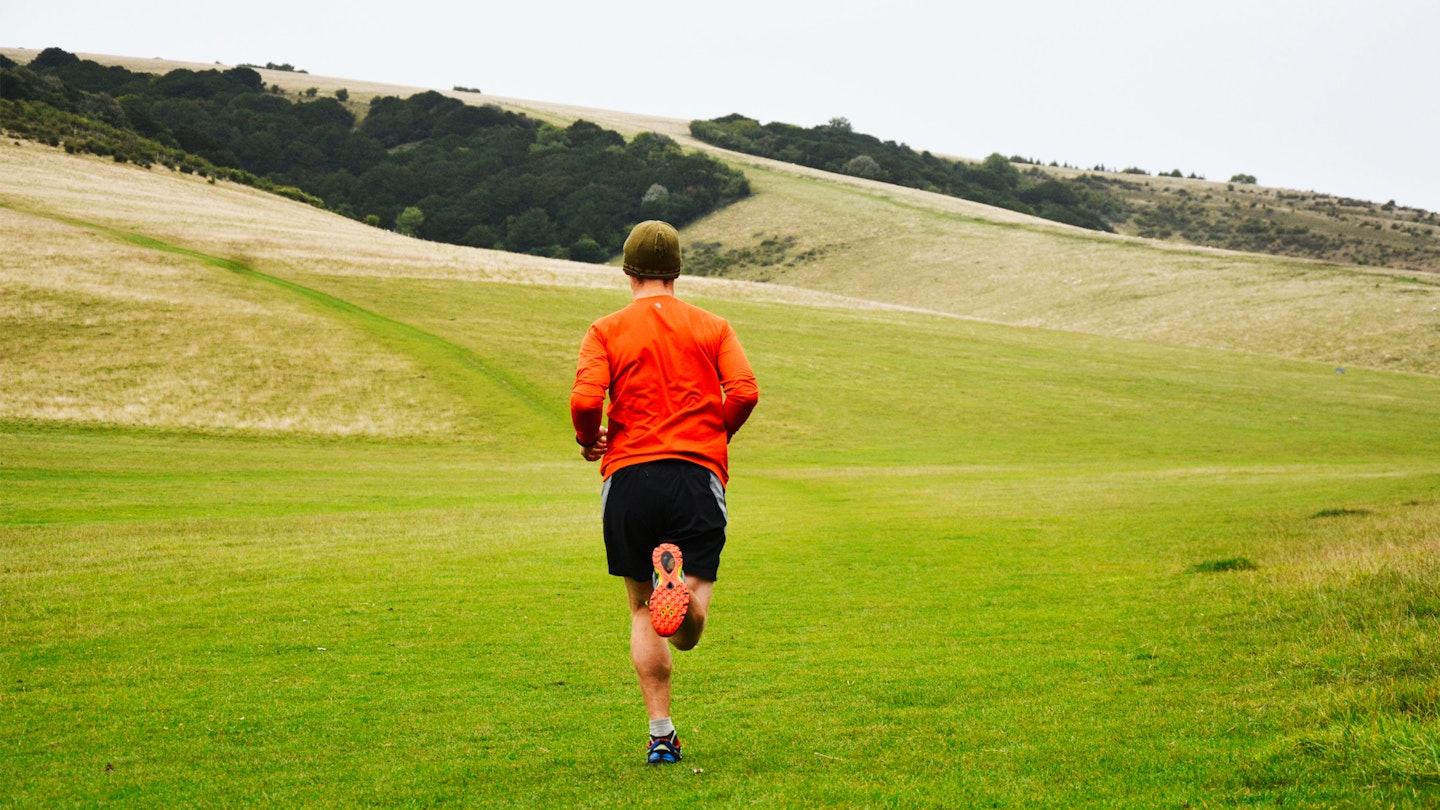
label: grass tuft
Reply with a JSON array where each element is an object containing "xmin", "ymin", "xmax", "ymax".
[
  {"xmin": 1312, "ymin": 507, "xmax": 1374, "ymax": 518},
  {"xmin": 1189, "ymin": 557, "xmax": 1259, "ymax": 573}
]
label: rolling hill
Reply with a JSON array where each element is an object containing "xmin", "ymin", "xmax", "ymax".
[
  {"xmin": 687, "ymin": 112, "xmax": 1440, "ymax": 273},
  {"xmin": 0, "ymin": 139, "xmax": 888, "ymax": 435},
  {"xmin": 3, "ymin": 50, "xmax": 1439, "ymax": 807},
  {"xmin": 5, "ymin": 47, "xmax": 1438, "ymax": 379}
]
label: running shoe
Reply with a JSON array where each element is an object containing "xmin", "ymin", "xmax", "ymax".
[
  {"xmin": 649, "ymin": 543, "xmax": 690, "ymax": 637},
  {"xmin": 647, "ymin": 732, "xmax": 683, "ymax": 765}
]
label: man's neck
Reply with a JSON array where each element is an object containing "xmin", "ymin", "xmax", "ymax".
[{"xmin": 630, "ymin": 277, "xmax": 676, "ymax": 300}]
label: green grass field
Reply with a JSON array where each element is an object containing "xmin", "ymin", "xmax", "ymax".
[
  {"xmin": 6, "ymin": 270, "xmax": 1440, "ymax": 806},
  {"xmin": 3, "ymin": 136, "xmax": 1439, "ymax": 807}
]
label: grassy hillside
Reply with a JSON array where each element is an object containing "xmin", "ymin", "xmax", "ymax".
[
  {"xmin": 688, "ymin": 112, "xmax": 1440, "ymax": 272},
  {"xmin": 1048, "ymin": 165, "xmax": 1440, "ymax": 272},
  {"xmin": 678, "ymin": 163, "xmax": 1440, "ymax": 377},
  {"xmin": 3, "ymin": 56, "xmax": 1439, "ymax": 807},
  {"xmin": 0, "ymin": 141, "xmax": 893, "ymax": 434},
  {"xmin": 15, "ymin": 48, "xmax": 1436, "ymax": 378}
]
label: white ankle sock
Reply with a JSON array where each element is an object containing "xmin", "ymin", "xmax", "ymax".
[{"xmin": 649, "ymin": 717, "xmax": 675, "ymax": 738}]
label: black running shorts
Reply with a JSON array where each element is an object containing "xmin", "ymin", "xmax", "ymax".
[{"xmin": 601, "ymin": 459, "xmax": 728, "ymax": 582}]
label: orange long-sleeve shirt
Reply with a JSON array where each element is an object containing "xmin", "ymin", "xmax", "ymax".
[{"xmin": 571, "ymin": 295, "xmax": 758, "ymax": 485}]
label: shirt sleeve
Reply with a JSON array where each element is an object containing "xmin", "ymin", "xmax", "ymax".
[
  {"xmin": 716, "ymin": 323, "xmax": 759, "ymax": 439},
  {"xmin": 570, "ymin": 325, "xmax": 609, "ymax": 445}
]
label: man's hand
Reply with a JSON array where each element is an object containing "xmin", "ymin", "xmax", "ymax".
[{"xmin": 580, "ymin": 425, "xmax": 609, "ymax": 462}]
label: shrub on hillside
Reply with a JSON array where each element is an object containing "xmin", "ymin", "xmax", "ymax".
[
  {"xmin": 504, "ymin": 207, "xmax": 558, "ymax": 255},
  {"xmin": 396, "ymin": 206, "xmax": 425, "ymax": 237},
  {"xmin": 569, "ymin": 237, "xmax": 608, "ymax": 264},
  {"xmin": 843, "ymin": 154, "xmax": 884, "ymax": 180},
  {"xmin": 972, "ymin": 153, "xmax": 1022, "ymax": 192}
]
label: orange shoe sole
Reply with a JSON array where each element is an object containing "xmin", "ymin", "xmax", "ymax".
[{"xmin": 649, "ymin": 543, "xmax": 690, "ymax": 637}]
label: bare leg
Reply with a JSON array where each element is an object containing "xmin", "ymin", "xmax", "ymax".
[
  {"xmin": 669, "ymin": 576, "xmax": 712, "ymax": 652},
  {"xmin": 624, "ymin": 575, "xmax": 715, "ymax": 720}
]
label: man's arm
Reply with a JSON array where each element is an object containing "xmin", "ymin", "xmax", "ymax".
[
  {"xmin": 716, "ymin": 325, "xmax": 758, "ymax": 439},
  {"xmin": 571, "ymin": 327, "xmax": 610, "ymax": 456}
]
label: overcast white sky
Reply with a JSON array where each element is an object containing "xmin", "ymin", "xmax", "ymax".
[{"xmin": 9, "ymin": 0, "xmax": 1439, "ymax": 211}]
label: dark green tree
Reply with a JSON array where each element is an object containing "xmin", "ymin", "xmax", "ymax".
[
  {"xmin": 843, "ymin": 154, "xmax": 884, "ymax": 180},
  {"xmin": 396, "ymin": 206, "xmax": 425, "ymax": 236},
  {"xmin": 30, "ymin": 47, "xmax": 81, "ymax": 69},
  {"xmin": 569, "ymin": 237, "xmax": 608, "ymax": 263},
  {"xmin": 505, "ymin": 207, "xmax": 558, "ymax": 254}
]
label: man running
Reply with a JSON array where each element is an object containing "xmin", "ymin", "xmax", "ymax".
[{"xmin": 571, "ymin": 220, "xmax": 759, "ymax": 765}]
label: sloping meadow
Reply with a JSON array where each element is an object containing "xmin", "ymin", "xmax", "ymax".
[{"xmin": 2, "ymin": 137, "xmax": 1438, "ymax": 806}]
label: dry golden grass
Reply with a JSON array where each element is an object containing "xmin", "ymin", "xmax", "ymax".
[
  {"xmin": 0, "ymin": 188, "xmax": 463, "ymax": 435},
  {"xmin": 0, "ymin": 140, "xmax": 871, "ymax": 306},
  {"xmin": 1271, "ymin": 502, "xmax": 1440, "ymax": 590},
  {"xmin": 678, "ymin": 164, "xmax": 1440, "ymax": 375}
]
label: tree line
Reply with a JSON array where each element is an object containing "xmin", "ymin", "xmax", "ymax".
[
  {"xmin": 0, "ymin": 48, "xmax": 749, "ymax": 261},
  {"xmin": 690, "ymin": 114, "xmax": 1123, "ymax": 232}
]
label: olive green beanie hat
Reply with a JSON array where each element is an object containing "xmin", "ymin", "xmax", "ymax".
[{"xmin": 622, "ymin": 220, "xmax": 683, "ymax": 280}]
